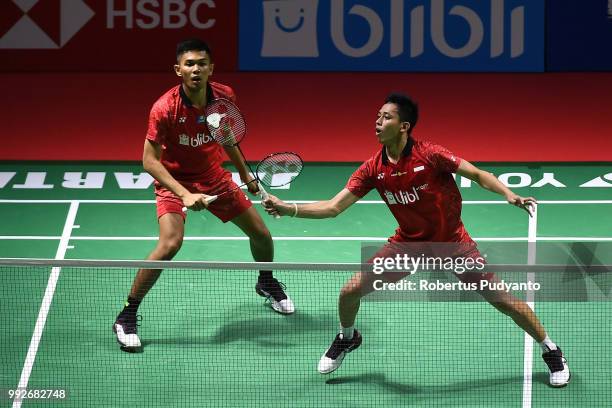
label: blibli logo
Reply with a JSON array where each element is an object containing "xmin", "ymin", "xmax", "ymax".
[
  {"xmin": 261, "ymin": 0, "xmax": 320, "ymax": 57},
  {"xmin": 385, "ymin": 186, "xmax": 422, "ymax": 205},
  {"xmin": 330, "ymin": 0, "xmax": 526, "ymax": 59},
  {"xmin": 252, "ymin": 0, "xmax": 537, "ymax": 68}
]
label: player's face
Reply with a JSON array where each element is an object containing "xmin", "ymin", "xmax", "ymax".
[
  {"xmin": 376, "ymin": 103, "xmax": 408, "ymax": 144},
  {"xmin": 174, "ymin": 50, "xmax": 214, "ymax": 91}
]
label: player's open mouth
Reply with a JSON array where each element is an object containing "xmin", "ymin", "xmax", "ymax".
[
  {"xmin": 375, "ymin": 128, "xmax": 382, "ymax": 136},
  {"xmin": 192, "ymin": 77, "xmax": 202, "ymax": 83}
]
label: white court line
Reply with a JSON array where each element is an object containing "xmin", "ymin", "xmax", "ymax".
[
  {"xmin": 522, "ymin": 205, "xmax": 538, "ymax": 408},
  {"xmin": 13, "ymin": 201, "xmax": 79, "ymax": 408}
]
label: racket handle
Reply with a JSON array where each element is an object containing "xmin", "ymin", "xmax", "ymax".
[
  {"xmin": 181, "ymin": 195, "xmax": 219, "ymax": 212},
  {"xmin": 258, "ymin": 185, "xmax": 280, "ymax": 219}
]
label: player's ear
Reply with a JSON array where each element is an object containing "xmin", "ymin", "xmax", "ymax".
[
  {"xmin": 174, "ymin": 64, "xmax": 182, "ymax": 77},
  {"xmin": 401, "ymin": 121, "xmax": 411, "ymax": 133},
  {"xmin": 209, "ymin": 63, "xmax": 214, "ymax": 76}
]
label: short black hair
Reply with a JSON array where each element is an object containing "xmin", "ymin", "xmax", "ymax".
[
  {"xmin": 176, "ymin": 39, "xmax": 212, "ymax": 62},
  {"xmin": 385, "ymin": 93, "xmax": 418, "ymax": 134}
]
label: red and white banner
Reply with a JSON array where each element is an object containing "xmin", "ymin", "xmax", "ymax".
[{"xmin": 0, "ymin": 0, "xmax": 238, "ymax": 71}]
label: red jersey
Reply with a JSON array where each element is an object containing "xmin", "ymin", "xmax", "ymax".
[
  {"xmin": 346, "ymin": 138, "xmax": 473, "ymax": 243},
  {"xmin": 146, "ymin": 81, "xmax": 235, "ymax": 182}
]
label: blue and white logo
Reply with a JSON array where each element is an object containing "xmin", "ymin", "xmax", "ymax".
[
  {"xmin": 240, "ymin": 0, "xmax": 545, "ymax": 72},
  {"xmin": 261, "ymin": 0, "xmax": 320, "ymax": 57}
]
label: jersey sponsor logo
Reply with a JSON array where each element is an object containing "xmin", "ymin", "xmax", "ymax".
[
  {"xmin": 178, "ymin": 133, "xmax": 213, "ymax": 147},
  {"xmin": 1, "ymin": 0, "xmax": 94, "ymax": 49},
  {"xmin": 384, "ymin": 184, "xmax": 428, "ymax": 205},
  {"xmin": 179, "ymin": 134, "xmax": 190, "ymax": 146},
  {"xmin": 414, "ymin": 166, "xmax": 425, "ymax": 172}
]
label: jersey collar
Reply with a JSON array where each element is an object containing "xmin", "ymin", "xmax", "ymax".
[
  {"xmin": 381, "ymin": 137, "xmax": 414, "ymax": 165},
  {"xmin": 179, "ymin": 82, "xmax": 215, "ymax": 108}
]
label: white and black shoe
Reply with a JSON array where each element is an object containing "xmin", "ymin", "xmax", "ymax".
[
  {"xmin": 542, "ymin": 347, "xmax": 571, "ymax": 387},
  {"xmin": 256, "ymin": 277, "xmax": 295, "ymax": 314},
  {"xmin": 112, "ymin": 313, "xmax": 142, "ymax": 352},
  {"xmin": 318, "ymin": 330, "xmax": 362, "ymax": 374}
]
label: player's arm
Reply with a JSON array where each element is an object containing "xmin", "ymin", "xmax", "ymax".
[
  {"xmin": 263, "ymin": 188, "xmax": 360, "ymax": 219},
  {"xmin": 223, "ymin": 145, "xmax": 259, "ymax": 195},
  {"xmin": 142, "ymin": 140, "xmax": 211, "ymax": 210},
  {"xmin": 456, "ymin": 159, "xmax": 537, "ymax": 216}
]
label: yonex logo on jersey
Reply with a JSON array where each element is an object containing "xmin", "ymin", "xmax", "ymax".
[
  {"xmin": 179, "ymin": 117, "xmax": 187, "ymax": 124},
  {"xmin": 0, "ymin": 0, "xmax": 94, "ymax": 49},
  {"xmin": 377, "ymin": 173, "xmax": 385, "ymax": 180}
]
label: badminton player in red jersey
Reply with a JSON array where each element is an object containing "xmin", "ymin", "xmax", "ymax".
[
  {"xmin": 113, "ymin": 39, "xmax": 294, "ymax": 352},
  {"xmin": 263, "ymin": 93, "xmax": 570, "ymax": 387}
]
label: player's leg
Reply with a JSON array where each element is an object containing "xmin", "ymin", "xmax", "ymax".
[
  {"xmin": 477, "ymin": 282, "xmax": 570, "ymax": 387},
  {"xmin": 318, "ymin": 269, "xmax": 409, "ymax": 374},
  {"xmin": 231, "ymin": 206, "xmax": 294, "ymax": 314},
  {"xmin": 113, "ymin": 210, "xmax": 185, "ymax": 351}
]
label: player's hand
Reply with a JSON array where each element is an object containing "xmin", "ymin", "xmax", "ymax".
[
  {"xmin": 183, "ymin": 193, "xmax": 213, "ymax": 211},
  {"xmin": 506, "ymin": 193, "xmax": 537, "ymax": 217},
  {"xmin": 241, "ymin": 174, "xmax": 260, "ymax": 196},
  {"xmin": 262, "ymin": 194, "xmax": 292, "ymax": 217}
]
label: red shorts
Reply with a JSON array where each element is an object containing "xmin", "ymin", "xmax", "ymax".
[{"xmin": 155, "ymin": 171, "xmax": 252, "ymax": 223}]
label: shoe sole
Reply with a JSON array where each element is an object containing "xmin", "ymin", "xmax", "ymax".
[
  {"xmin": 112, "ymin": 324, "xmax": 142, "ymax": 353},
  {"xmin": 550, "ymin": 371, "xmax": 571, "ymax": 388}
]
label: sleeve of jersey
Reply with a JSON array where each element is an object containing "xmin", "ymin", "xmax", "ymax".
[
  {"xmin": 145, "ymin": 102, "xmax": 168, "ymax": 145},
  {"xmin": 227, "ymin": 87, "xmax": 237, "ymax": 104},
  {"xmin": 426, "ymin": 142, "xmax": 462, "ymax": 173},
  {"xmin": 345, "ymin": 161, "xmax": 376, "ymax": 198}
]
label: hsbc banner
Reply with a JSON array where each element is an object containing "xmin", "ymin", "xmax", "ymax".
[
  {"xmin": 547, "ymin": 0, "xmax": 612, "ymax": 71},
  {"xmin": 0, "ymin": 0, "xmax": 238, "ymax": 72},
  {"xmin": 239, "ymin": 0, "xmax": 545, "ymax": 72}
]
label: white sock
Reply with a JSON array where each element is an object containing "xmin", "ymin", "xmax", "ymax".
[
  {"xmin": 539, "ymin": 335, "xmax": 557, "ymax": 353},
  {"xmin": 341, "ymin": 326, "xmax": 354, "ymax": 340}
]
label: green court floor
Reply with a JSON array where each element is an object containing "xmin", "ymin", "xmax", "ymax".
[{"xmin": 1, "ymin": 162, "xmax": 611, "ymax": 407}]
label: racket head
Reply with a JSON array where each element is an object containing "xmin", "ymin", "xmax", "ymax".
[
  {"xmin": 205, "ymin": 98, "xmax": 246, "ymax": 146},
  {"xmin": 255, "ymin": 152, "xmax": 304, "ymax": 187}
]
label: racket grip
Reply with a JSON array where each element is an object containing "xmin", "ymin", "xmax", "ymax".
[
  {"xmin": 259, "ymin": 186, "xmax": 280, "ymax": 219},
  {"xmin": 181, "ymin": 195, "xmax": 219, "ymax": 212}
]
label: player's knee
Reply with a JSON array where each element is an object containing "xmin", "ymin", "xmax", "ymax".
[
  {"xmin": 340, "ymin": 281, "xmax": 363, "ymax": 301},
  {"xmin": 158, "ymin": 237, "xmax": 183, "ymax": 258},
  {"xmin": 250, "ymin": 225, "xmax": 272, "ymax": 243}
]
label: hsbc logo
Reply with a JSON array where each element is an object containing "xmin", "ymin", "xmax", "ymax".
[
  {"xmin": 0, "ymin": 0, "xmax": 95, "ymax": 49},
  {"xmin": 0, "ymin": 1, "xmax": 217, "ymax": 50}
]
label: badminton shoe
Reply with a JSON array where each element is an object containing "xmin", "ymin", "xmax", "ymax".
[
  {"xmin": 113, "ymin": 312, "xmax": 142, "ymax": 351},
  {"xmin": 255, "ymin": 277, "xmax": 295, "ymax": 314},
  {"xmin": 318, "ymin": 330, "xmax": 362, "ymax": 374},
  {"xmin": 542, "ymin": 346, "xmax": 571, "ymax": 387}
]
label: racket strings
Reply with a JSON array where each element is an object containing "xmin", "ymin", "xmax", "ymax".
[
  {"xmin": 257, "ymin": 153, "xmax": 304, "ymax": 187},
  {"xmin": 205, "ymin": 99, "xmax": 246, "ymax": 146}
]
